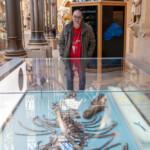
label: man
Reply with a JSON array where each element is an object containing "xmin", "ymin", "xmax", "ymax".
[
  {"xmin": 51, "ymin": 24, "xmax": 56, "ymax": 39},
  {"xmin": 59, "ymin": 10, "xmax": 96, "ymax": 91},
  {"xmin": 58, "ymin": 9, "xmax": 96, "ymax": 58}
]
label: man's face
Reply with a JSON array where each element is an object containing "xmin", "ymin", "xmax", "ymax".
[{"xmin": 72, "ymin": 11, "xmax": 83, "ymax": 28}]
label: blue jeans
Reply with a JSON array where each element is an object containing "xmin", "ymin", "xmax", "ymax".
[{"xmin": 65, "ymin": 60, "xmax": 86, "ymax": 90}]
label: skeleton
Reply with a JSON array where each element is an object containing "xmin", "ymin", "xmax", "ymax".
[{"xmin": 15, "ymin": 93, "xmax": 127, "ymax": 149}]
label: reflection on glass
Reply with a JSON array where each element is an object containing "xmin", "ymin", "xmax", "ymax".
[
  {"xmin": 24, "ymin": 58, "xmax": 150, "ymax": 92},
  {"xmin": 64, "ymin": 59, "xmax": 86, "ymax": 91},
  {"xmin": 18, "ymin": 68, "xmax": 23, "ymax": 91},
  {"xmin": 102, "ymin": 6, "xmax": 125, "ymax": 58}
]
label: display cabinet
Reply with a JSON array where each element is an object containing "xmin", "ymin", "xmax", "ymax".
[
  {"xmin": 0, "ymin": 58, "xmax": 150, "ymax": 150},
  {"xmin": 70, "ymin": 1, "xmax": 127, "ymax": 59}
]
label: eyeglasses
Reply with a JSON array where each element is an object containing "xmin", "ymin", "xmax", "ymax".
[{"xmin": 73, "ymin": 15, "xmax": 82, "ymax": 20}]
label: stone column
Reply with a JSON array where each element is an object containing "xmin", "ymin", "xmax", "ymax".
[
  {"xmin": 52, "ymin": 1, "xmax": 55, "ymax": 25},
  {"xmin": 4, "ymin": 0, "xmax": 27, "ymax": 59},
  {"xmin": 5, "ymin": 0, "xmax": 17, "ymax": 51},
  {"xmin": 34, "ymin": 0, "xmax": 39, "ymax": 38},
  {"xmin": 29, "ymin": 0, "xmax": 47, "ymax": 44},
  {"xmin": 45, "ymin": 0, "xmax": 49, "ymax": 37},
  {"xmin": 14, "ymin": 0, "xmax": 24, "ymax": 50},
  {"xmin": 29, "ymin": 0, "xmax": 35, "ymax": 41},
  {"xmin": 54, "ymin": 0, "xmax": 57, "ymax": 30},
  {"xmin": 27, "ymin": 0, "xmax": 52, "ymax": 58},
  {"xmin": 43, "ymin": 0, "xmax": 45, "ymax": 33},
  {"xmin": 48, "ymin": 0, "xmax": 51, "ymax": 35},
  {"xmin": 39, "ymin": 0, "xmax": 46, "ymax": 42},
  {"xmin": 51, "ymin": 0, "xmax": 57, "ymax": 27}
]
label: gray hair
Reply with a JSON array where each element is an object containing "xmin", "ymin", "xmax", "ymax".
[{"xmin": 73, "ymin": 9, "xmax": 82, "ymax": 16}]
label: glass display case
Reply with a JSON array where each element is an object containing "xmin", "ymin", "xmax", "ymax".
[{"xmin": 0, "ymin": 58, "xmax": 150, "ymax": 150}]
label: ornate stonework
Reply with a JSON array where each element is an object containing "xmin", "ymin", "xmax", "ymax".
[
  {"xmin": 127, "ymin": 0, "xmax": 150, "ymax": 65},
  {"xmin": 23, "ymin": 0, "xmax": 31, "ymax": 29},
  {"xmin": 128, "ymin": 0, "xmax": 142, "ymax": 37},
  {"xmin": 57, "ymin": 0, "xmax": 71, "ymax": 33}
]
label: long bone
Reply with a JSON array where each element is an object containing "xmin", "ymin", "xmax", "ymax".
[
  {"xmin": 87, "ymin": 132, "xmax": 117, "ymax": 150},
  {"xmin": 83, "ymin": 115, "xmax": 102, "ymax": 126},
  {"xmin": 32, "ymin": 116, "xmax": 56, "ymax": 132},
  {"xmin": 85, "ymin": 121, "xmax": 117, "ymax": 132},
  {"xmin": 85, "ymin": 122, "xmax": 117, "ymax": 135},
  {"xmin": 104, "ymin": 143, "xmax": 121, "ymax": 150},
  {"xmin": 18, "ymin": 121, "xmax": 49, "ymax": 132}
]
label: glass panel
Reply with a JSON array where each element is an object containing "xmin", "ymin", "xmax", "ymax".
[
  {"xmin": 0, "ymin": 58, "xmax": 150, "ymax": 150},
  {"xmin": 102, "ymin": 6, "xmax": 125, "ymax": 58}
]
